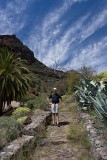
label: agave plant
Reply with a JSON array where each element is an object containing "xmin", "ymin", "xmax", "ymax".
[
  {"xmin": 75, "ymin": 84, "xmax": 92, "ymax": 110},
  {"xmin": 89, "ymin": 92, "xmax": 107, "ymax": 120},
  {"xmin": 75, "ymin": 77, "xmax": 107, "ymax": 121}
]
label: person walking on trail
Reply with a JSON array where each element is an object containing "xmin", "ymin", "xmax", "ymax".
[{"xmin": 48, "ymin": 88, "xmax": 62, "ymax": 127}]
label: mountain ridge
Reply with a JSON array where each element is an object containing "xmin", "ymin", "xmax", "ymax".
[{"xmin": 0, "ymin": 34, "xmax": 64, "ymax": 78}]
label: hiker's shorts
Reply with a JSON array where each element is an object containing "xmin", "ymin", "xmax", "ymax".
[{"xmin": 51, "ymin": 104, "xmax": 59, "ymax": 113}]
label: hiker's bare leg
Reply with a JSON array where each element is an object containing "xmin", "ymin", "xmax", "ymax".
[
  {"xmin": 56, "ymin": 113, "xmax": 59, "ymax": 124},
  {"xmin": 52, "ymin": 113, "xmax": 55, "ymax": 125}
]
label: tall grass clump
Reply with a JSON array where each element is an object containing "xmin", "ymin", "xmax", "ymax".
[
  {"xmin": 0, "ymin": 116, "xmax": 21, "ymax": 149},
  {"xmin": 67, "ymin": 103, "xmax": 91, "ymax": 150}
]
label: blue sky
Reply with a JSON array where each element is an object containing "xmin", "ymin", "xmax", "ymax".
[{"xmin": 0, "ymin": 0, "xmax": 107, "ymax": 73}]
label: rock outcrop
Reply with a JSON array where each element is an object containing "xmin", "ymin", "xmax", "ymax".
[{"xmin": 0, "ymin": 35, "xmax": 40, "ymax": 64}]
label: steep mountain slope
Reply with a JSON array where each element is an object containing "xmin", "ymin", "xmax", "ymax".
[
  {"xmin": 0, "ymin": 35, "xmax": 58, "ymax": 76},
  {"xmin": 0, "ymin": 35, "xmax": 35, "ymax": 64},
  {"xmin": 0, "ymin": 35, "xmax": 66, "ymax": 93}
]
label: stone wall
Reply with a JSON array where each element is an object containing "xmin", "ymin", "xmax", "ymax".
[
  {"xmin": 81, "ymin": 113, "xmax": 107, "ymax": 160},
  {"xmin": 0, "ymin": 111, "xmax": 51, "ymax": 160}
]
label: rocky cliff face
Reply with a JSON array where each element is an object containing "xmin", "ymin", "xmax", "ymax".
[{"xmin": 0, "ymin": 35, "xmax": 37, "ymax": 64}]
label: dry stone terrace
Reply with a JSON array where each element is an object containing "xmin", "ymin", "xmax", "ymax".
[
  {"xmin": 0, "ymin": 111, "xmax": 51, "ymax": 160},
  {"xmin": 31, "ymin": 103, "xmax": 93, "ymax": 160},
  {"xmin": 1, "ymin": 99, "xmax": 107, "ymax": 160},
  {"xmin": 31, "ymin": 111, "xmax": 75, "ymax": 160}
]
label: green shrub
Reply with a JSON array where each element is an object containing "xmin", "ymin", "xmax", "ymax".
[
  {"xmin": 35, "ymin": 96, "xmax": 49, "ymax": 110},
  {"xmin": 12, "ymin": 107, "xmax": 30, "ymax": 119},
  {"xmin": 26, "ymin": 96, "xmax": 49, "ymax": 110},
  {"xmin": 62, "ymin": 94, "xmax": 70, "ymax": 100},
  {"xmin": 26, "ymin": 99, "xmax": 36, "ymax": 109},
  {"xmin": 17, "ymin": 116, "xmax": 27, "ymax": 123},
  {"xmin": 67, "ymin": 124, "xmax": 91, "ymax": 149},
  {"xmin": 0, "ymin": 116, "xmax": 21, "ymax": 149},
  {"xmin": 67, "ymin": 123, "xmax": 82, "ymax": 141}
]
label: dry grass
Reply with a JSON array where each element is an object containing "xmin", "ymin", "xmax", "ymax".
[
  {"xmin": 67, "ymin": 123, "xmax": 91, "ymax": 149},
  {"xmin": 66, "ymin": 100, "xmax": 93, "ymax": 159}
]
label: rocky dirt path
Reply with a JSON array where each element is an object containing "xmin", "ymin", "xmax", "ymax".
[{"xmin": 31, "ymin": 103, "xmax": 93, "ymax": 160}]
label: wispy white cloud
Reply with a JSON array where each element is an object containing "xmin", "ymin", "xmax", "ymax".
[
  {"xmin": 42, "ymin": 0, "xmax": 85, "ymax": 32},
  {"xmin": 80, "ymin": 9, "xmax": 107, "ymax": 41},
  {"xmin": 27, "ymin": 0, "xmax": 88, "ymax": 64},
  {"xmin": 42, "ymin": 14, "xmax": 90, "ymax": 66},
  {"xmin": 69, "ymin": 36, "xmax": 107, "ymax": 72},
  {"xmin": 27, "ymin": 0, "xmax": 107, "ymax": 72},
  {"xmin": 0, "ymin": 0, "xmax": 30, "ymax": 34}
]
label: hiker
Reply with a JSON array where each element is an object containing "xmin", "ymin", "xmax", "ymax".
[{"xmin": 48, "ymin": 88, "xmax": 62, "ymax": 127}]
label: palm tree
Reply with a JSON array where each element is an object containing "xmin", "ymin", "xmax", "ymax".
[{"xmin": 0, "ymin": 47, "xmax": 30, "ymax": 115}]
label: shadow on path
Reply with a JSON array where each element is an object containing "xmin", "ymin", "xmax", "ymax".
[{"xmin": 59, "ymin": 121, "xmax": 70, "ymax": 126}]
